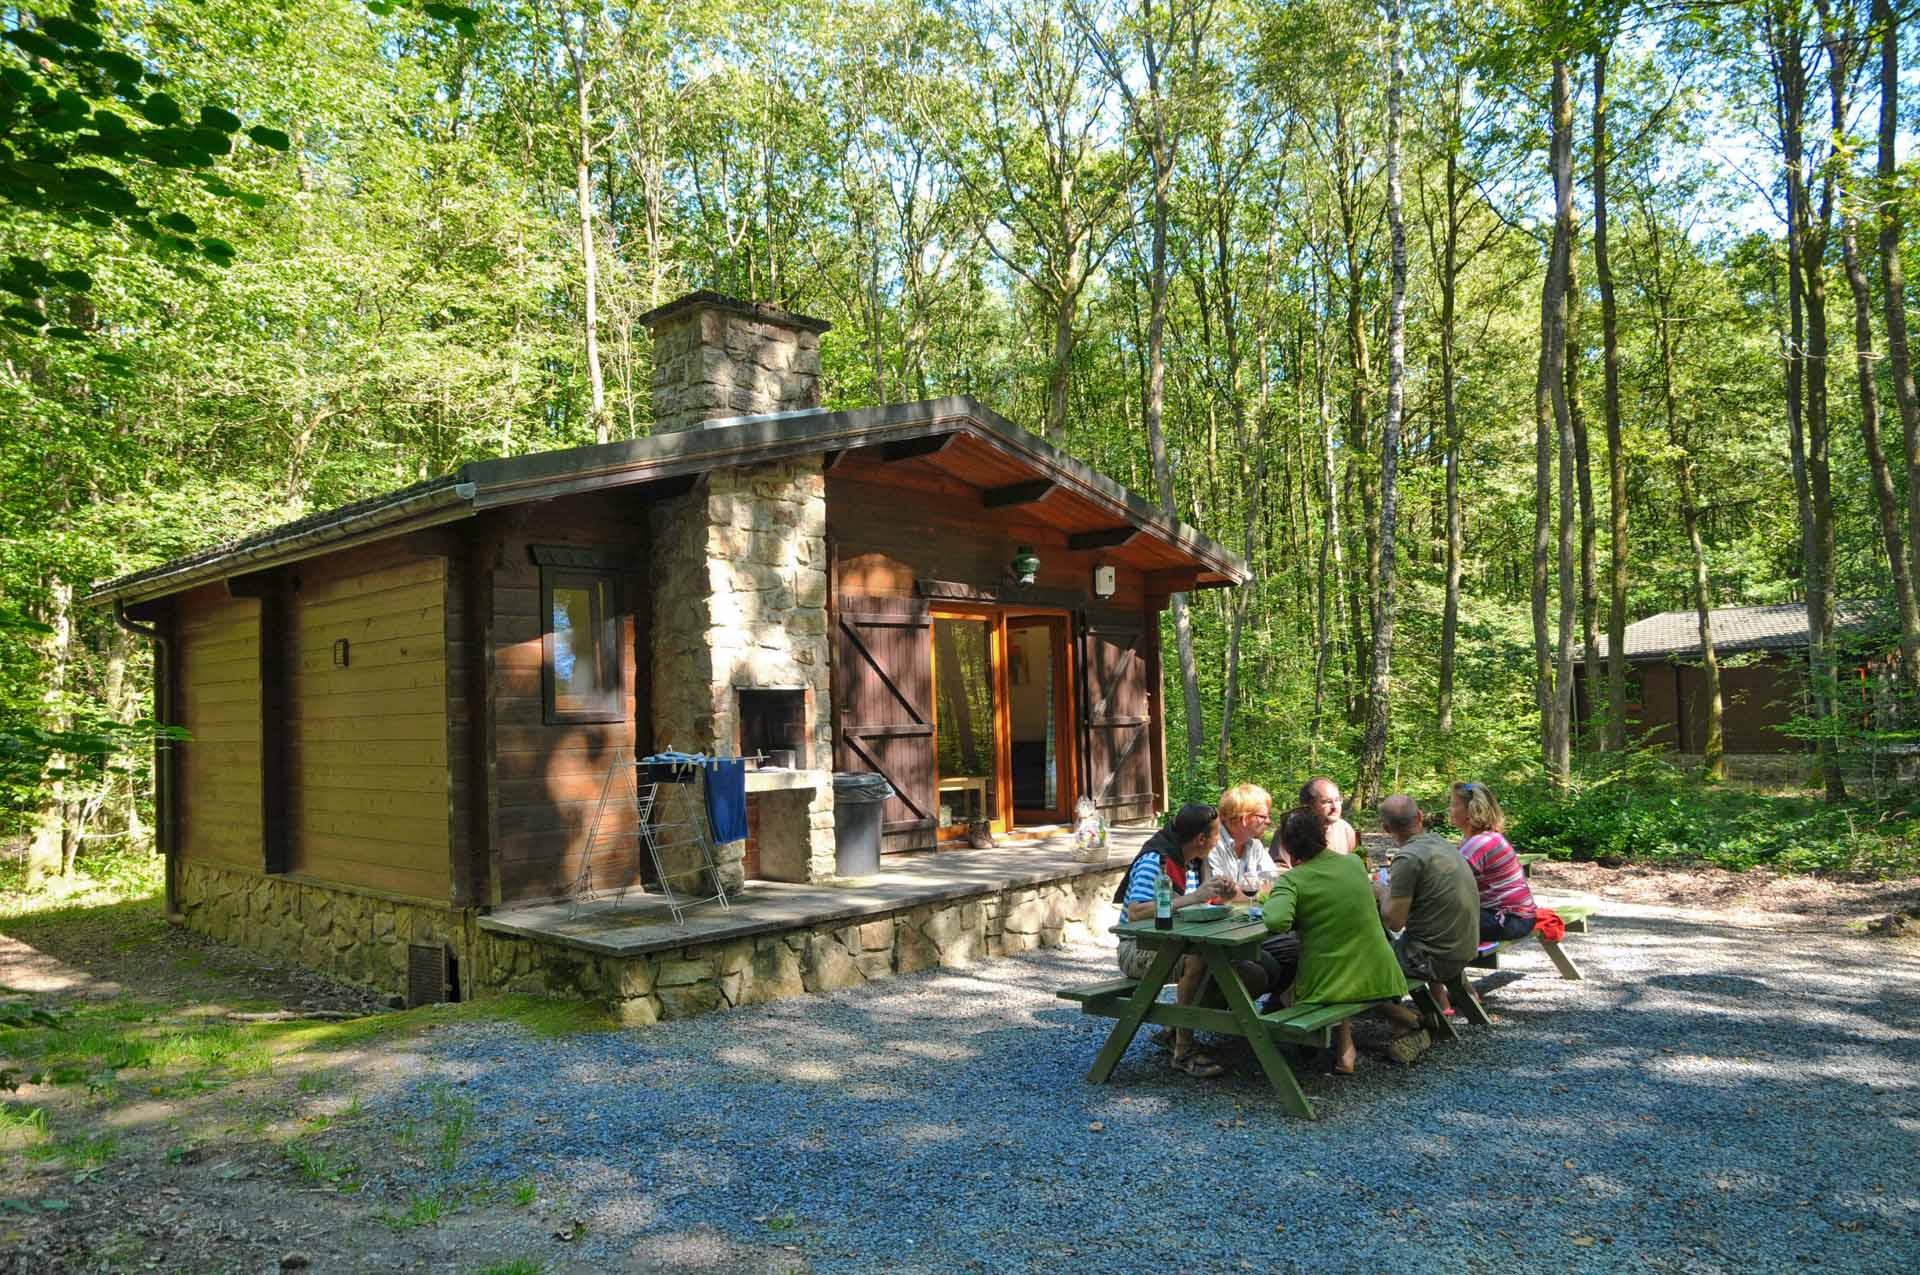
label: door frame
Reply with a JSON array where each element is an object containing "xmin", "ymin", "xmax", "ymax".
[
  {"xmin": 928, "ymin": 603, "xmax": 1078, "ymax": 838},
  {"xmin": 1005, "ymin": 611, "xmax": 1077, "ymax": 826}
]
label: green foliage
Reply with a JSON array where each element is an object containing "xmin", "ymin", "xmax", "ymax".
[{"xmin": 1505, "ymin": 764, "xmax": 1920, "ymax": 875}]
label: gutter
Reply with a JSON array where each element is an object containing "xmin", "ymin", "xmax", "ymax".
[{"xmin": 85, "ymin": 481, "xmax": 478, "ymax": 605}]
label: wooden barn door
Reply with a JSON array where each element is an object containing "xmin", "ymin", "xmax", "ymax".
[
  {"xmin": 836, "ymin": 597, "xmax": 938, "ymax": 851},
  {"xmin": 1077, "ymin": 613, "xmax": 1157, "ymax": 824}
]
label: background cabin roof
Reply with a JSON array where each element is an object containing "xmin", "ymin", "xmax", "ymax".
[
  {"xmin": 88, "ymin": 396, "xmax": 1250, "ymax": 604},
  {"xmin": 1582, "ymin": 601, "xmax": 1887, "ymax": 663}
]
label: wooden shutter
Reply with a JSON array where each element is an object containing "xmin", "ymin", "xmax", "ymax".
[
  {"xmin": 1078, "ymin": 613, "xmax": 1156, "ymax": 823},
  {"xmin": 836, "ymin": 597, "xmax": 937, "ymax": 850}
]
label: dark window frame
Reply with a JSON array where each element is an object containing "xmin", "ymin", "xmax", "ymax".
[{"xmin": 540, "ymin": 565, "xmax": 626, "ymax": 725}]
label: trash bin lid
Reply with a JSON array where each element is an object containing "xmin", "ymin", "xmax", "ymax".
[{"xmin": 832, "ymin": 771, "xmax": 895, "ymax": 801}]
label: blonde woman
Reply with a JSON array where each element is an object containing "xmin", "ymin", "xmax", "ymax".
[
  {"xmin": 1448, "ymin": 781, "xmax": 1538, "ymax": 942},
  {"xmin": 1208, "ymin": 782, "xmax": 1279, "ymax": 897}
]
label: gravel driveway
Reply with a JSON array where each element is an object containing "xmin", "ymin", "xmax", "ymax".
[{"xmin": 368, "ymin": 902, "xmax": 1920, "ymax": 1273}]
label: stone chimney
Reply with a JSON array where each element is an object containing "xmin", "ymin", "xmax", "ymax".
[
  {"xmin": 643, "ymin": 291, "xmax": 838, "ymax": 886},
  {"xmin": 637, "ymin": 291, "xmax": 831, "ymax": 433}
]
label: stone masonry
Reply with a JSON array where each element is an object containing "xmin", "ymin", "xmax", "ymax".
[
  {"xmin": 648, "ymin": 461, "xmax": 835, "ymax": 885},
  {"xmin": 641, "ymin": 293, "xmax": 838, "ymax": 886},
  {"xmin": 176, "ymin": 857, "xmax": 1127, "ymax": 1025},
  {"xmin": 638, "ymin": 292, "xmax": 829, "ymax": 434},
  {"xmin": 471, "ymin": 865, "xmax": 1129, "ymax": 1026}
]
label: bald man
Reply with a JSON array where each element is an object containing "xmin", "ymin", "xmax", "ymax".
[{"xmin": 1374, "ymin": 795, "xmax": 1480, "ymax": 1005}]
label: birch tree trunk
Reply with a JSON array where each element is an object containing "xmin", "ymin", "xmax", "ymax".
[
  {"xmin": 567, "ymin": 38, "xmax": 609, "ymax": 442},
  {"xmin": 1356, "ymin": 0, "xmax": 1405, "ymax": 807}
]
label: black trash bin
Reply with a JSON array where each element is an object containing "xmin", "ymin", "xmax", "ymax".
[{"xmin": 831, "ymin": 772, "xmax": 895, "ymax": 876}]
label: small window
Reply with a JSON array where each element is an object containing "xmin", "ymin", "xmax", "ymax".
[{"xmin": 542, "ymin": 568, "xmax": 625, "ymax": 723}]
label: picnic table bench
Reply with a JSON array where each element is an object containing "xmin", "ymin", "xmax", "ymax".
[{"xmin": 1057, "ymin": 915, "xmax": 1370, "ymax": 1119}]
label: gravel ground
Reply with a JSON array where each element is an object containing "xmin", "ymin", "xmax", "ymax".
[{"xmin": 363, "ymin": 902, "xmax": 1920, "ymax": 1273}]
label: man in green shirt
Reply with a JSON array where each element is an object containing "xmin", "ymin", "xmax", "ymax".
[{"xmin": 1375, "ymin": 795, "xmax": 1481, "ymax": 1013}]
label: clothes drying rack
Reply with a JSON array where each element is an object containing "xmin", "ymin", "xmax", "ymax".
[{"xmin": 569, "ymin": 749, "xmax": 733, "ymax": 925}]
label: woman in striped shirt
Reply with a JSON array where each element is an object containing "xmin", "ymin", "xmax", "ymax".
[{"xmin": 1448, "ymin": 782, "xmax": 1538, "ymax": 942}]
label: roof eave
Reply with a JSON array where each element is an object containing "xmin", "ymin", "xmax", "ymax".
[{"xmin": 84, "ymin": 482, "xmax": 479, "ymax": 606}]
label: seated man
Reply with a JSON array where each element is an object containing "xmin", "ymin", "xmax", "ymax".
[
  {"xmin": 1115, "ymin": 803, "xmax": 1234, "ymax": 1078},
  {"xmin": 1299, "ymin": 777, "xmax": 1359, "ymax": 857},
  {"xmin": 1374, "ymin": 795, "xmax": 1481, "ymax": 1020}
]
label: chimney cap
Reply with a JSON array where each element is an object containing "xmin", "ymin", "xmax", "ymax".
[{"xmin": 636, "ymin": 290, "xmax": 832, "ymax": 335}]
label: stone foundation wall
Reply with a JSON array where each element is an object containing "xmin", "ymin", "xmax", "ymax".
[
  {"xmin": 473, "ymin": 867, "xmax": 1130, "ymax": 1026},
  {"xmin": 176, "ymin": 860, "xmax": 470, "ymax": 998},
  {"xmin": 178, "ymin": 857, "xmax": 1129, "ymax": 1027}
]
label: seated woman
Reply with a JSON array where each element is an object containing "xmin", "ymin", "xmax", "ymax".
[
  {"xmin": 1206, "ymin": 782, "xmax": 1296, "ymax": 1004},
  {"xmin": 1207, "ymin": 782, "xmax": 1280, "ymax": 897},
  {"xmin": 1116, "ymin": 803, "xmax": 1234, "ymax": 1078},
  {"xmin": 1262, "ymin": 807, "xmax": 1429, "ymax": 1071},
  {"xmin": 1449, "ymin": 781, "xmax": 1538, "ymax": 943}
]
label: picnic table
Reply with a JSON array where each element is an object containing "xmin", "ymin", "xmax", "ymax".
[{"xmin": 1056, "ymin": 913, "xmax": 1371, "ymax": 1120}]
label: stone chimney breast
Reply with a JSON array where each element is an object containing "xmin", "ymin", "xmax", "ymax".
[{"xmin": 638, "ymin": 291, "xmax": 831, "ymax": 433}]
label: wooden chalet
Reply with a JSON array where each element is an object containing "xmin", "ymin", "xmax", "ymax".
[
  {"xmin": 88, "ymin": 293, "xmax": 1247, "ymax": 1015},
  {"xmin": 1573, "ymin": 601, "xmax": 1894, "ymax": 760}
]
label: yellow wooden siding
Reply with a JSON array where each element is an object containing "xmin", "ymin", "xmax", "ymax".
[
  {"xmin": 177, "ymin": 590, "xmax": 262, "ymax": 867},
  {"xmin": 287, "ymin": 554, "xmax": 450, "ymax": 899}
]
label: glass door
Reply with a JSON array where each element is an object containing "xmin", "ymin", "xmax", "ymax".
[{"xmin": 931, "ymin": 613, "xmax": 1001, "ymax": 841}]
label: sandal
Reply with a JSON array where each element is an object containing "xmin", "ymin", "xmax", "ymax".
[
  {"xmin": 1171, "ymin": 1051, "xmax": 1226, "ymax": 1078},
  {"xmin": 1150, "ymin": 1026, "xmax": 1176, "ymax": 1050},
  {"xmin": 1385, "ymin": 1028, "xmax": 1432, "ymax": 1065}
]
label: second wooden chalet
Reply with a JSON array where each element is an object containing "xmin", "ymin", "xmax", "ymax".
[{"xmin": 89, "ymin": 292, "xmax": 1245, "ymax": 1017}]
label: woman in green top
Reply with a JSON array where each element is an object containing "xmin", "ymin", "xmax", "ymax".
[{"xmin": 1263, "ymin": 807, "xmax": 1429, "ymax": 1071}]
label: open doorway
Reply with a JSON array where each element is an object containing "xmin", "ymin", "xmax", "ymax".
[{"xmin": 1007, "ymin": 615, "xmax": 1072, "ymax": 825}]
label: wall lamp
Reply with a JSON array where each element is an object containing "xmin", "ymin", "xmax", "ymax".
[{"xmin": 1010, "ymin": 546, "xmax": 1041, "ymax": 589}]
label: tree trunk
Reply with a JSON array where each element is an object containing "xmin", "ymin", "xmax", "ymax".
[
  {"xmin": 1142, "ymin": 124, "xmax": 1204, "ymax": 776},
  {"xmin": 1310, "ymin": 291, "xmax": 1337, "ymax": 754},
  {"xmin": 1876, "ymin": 0, "xmax": 1920, "ymax": 693},
  {"xmin": 1569, "ymin": 250, "xmax": 1599, "ymax": 754},
  {"xmin": 569, "ymin": 43, "xmax": 608, "ymax": 443},
  {"xmin": 1594, "ymin": 45, "xmax": 1630, "ymax": 753},
  {"xmin": 1648, "ymin": 209, "xmax": 1724, "ymax": 778},
  {"xmin": 26, "ymin": 578, "xmax": 73, "ymax": 888},
  {"xmin": 1803, "ymin": 3, "xmax": 1844, "ymax": 800},
  {"xmin": 1840, "ymin": 187, "xmax": 1920, "ymax": 699},
  {"xmin": 1437, "ymin": 141, "xmax": 1463, "ymax": 762},
  {"xmin": 1357, "ymin": 0, "xmax": 1405, "ymax": 807},
  {"xmin": 1534, "ymin": 55, "xmax": 1575, "ymax": 786}
]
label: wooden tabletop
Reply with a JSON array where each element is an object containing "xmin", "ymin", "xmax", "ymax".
[{"xmin": 1112, "ymin": 914, "xmax": 1270, "ymax": 947}]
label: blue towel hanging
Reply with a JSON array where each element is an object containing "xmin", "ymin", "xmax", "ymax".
[{"xmin": 704, "ymin": 756, "xmax": 749, "ymax": 844}]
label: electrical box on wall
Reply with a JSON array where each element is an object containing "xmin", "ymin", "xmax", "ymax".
[{"xmin": 1092, "ymin": 565, "xmax": 1117, "ymax": 598}]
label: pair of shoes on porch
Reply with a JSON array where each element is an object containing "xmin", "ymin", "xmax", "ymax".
[
  {"xmin": 1385, "ymin": 1028, "xmax": 1432, "ymax": 1065},
  {"xmin": 1171, "ymin": 1050, "xmax": 1226, "ymax": 1078}
]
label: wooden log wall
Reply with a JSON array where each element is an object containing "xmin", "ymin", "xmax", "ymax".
[
  {"xmin": 479, "ymin": 494, "xmax": 649, "ymax": 906},
  {"xmin": 285, "ymin": 543, "xmax": 450, "ymax": 899},
  {"xmin": 175, "ymin": 585, "xmax": 263, "ymax": 869}
]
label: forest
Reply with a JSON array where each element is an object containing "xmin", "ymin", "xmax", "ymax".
[{"xmin": 3, "ymin": 0, "xmax": 1918, "ymax": 886}]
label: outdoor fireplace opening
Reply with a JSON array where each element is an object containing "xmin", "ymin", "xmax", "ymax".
[{"xmin": 738, "ymin": 687, "xmax": 808, "ymax": 768}]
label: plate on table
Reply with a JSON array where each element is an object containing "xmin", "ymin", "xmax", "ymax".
[{"xmin": 1182, "ymin": 904, "xmax": 1233, "ymax": 923}]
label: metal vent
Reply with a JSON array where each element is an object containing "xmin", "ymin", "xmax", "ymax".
[{"xmin": 406, "ymin": 943, "xmax": 451, "ymax": 1008}]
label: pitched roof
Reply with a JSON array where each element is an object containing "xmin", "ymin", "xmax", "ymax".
[
  {"xmin": 1583, "ymin": 601, "xmax": 1887, "ymax": 662},
  {"xmin": 88, "ymin": 396, "xmax": 1249, "ymax": 604}
]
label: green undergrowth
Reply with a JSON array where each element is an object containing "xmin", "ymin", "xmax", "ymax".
[
  {"xmin": 1501, "ymin": 769, "xmax": 1920, "ymax": 876},
  {"xmin": 0, "ymin": 844, "xmax": 163, "ymax": 919}
]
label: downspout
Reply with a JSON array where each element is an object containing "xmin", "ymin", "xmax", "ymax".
[{"xmin": 113, "ymin": 601, "xmax": 178, "ymax": 919}]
